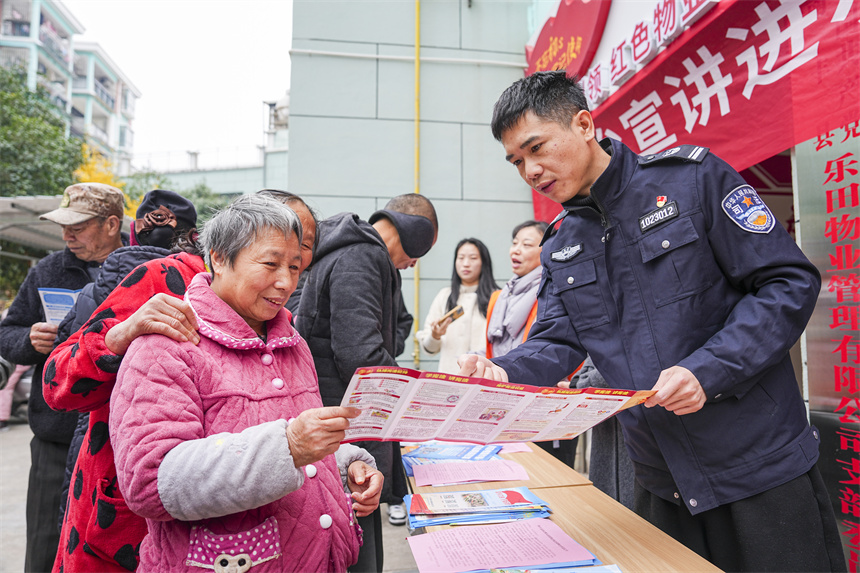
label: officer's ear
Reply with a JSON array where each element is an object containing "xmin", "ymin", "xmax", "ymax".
[{"xmin": 571, "ymin": 110, "xmax": 596, "ymax": 141}]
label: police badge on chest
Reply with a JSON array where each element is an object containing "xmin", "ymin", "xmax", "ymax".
[{"xmin": 639, "ymin": 201, "xmax": 679, "ymax": 232}]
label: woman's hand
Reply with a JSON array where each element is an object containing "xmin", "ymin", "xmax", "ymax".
[
  {"xmin": 287, "ymin": 407, "xmax": 361, "ymax": 468},
  {"xmin": 431, "ymin": 317, "xmax": 453, "ymax": 340},
  {"xmin": 105, "ymin": 293, "xmax": 199, "ymax": 355},
  {"xmin": 347, "ymin": 461, "xmax": 383, "ymax": 517}
]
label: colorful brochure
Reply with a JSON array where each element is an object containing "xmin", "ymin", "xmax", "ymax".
[
  {"xmin": 340, "ymin": 366, "xmax": 654, "ymax": 445},
  {"xmin": 37, "ymin": 287, "xmax": 80, "ymax": 326},
  {"xmin": 408, "ymin": 487, "xmax": 549, "ymax": 515},
  {"xmin": 404, "ymin": 443, "xmax": 502, "ymax": 460},
  {"xmin": 413, "ymin": 459, "xmax": 529, "ymax": 487},
  {"xmin": 402, "ymin": 443, "xmax": 503, "ymax": 477}
]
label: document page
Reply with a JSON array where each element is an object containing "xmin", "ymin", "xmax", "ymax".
[{"xmin": 341, "ymin": 366, "xmax": 654, "ymax": 445}]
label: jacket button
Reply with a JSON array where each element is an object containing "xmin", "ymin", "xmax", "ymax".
[
  {"xmin": 272, "ymin": 378, "xmax": 284, "ymax": 389},
  {"xmin": 813, "ymin": 430, "xmax": 819, "ymax": 439},
  {"xmin": 320, "ymin": 514, "xmax": 333, "ymax": 529},
  {"xmin": 689, "ymin": 499, "xmax": 698, "ymax": 507},
  {"xmin": 567, "ymin": 277, "xmax": 574, "ymax": 285},
  {"xmin": 601, "ymin": 236, "xmax": 605, "ymax": 243},
  {"xmin": 306, "ymin": 464, "xmax": 317, "ymax": 478},
  {"xmin": 673, "ymin": 492, "xmax": 679, "ymax": 499},
  {"xmin": 261, "ymin": 353, "xmax": 274, "ymax": 366},
  {"xmin": 662, "ymin": 240, "xmax": 670, "ymax": 249}
]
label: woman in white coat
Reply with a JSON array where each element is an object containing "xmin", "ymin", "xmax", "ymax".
[{"xmin": 416, "ymin": 238, "xmax": 499, "ymax": 374}]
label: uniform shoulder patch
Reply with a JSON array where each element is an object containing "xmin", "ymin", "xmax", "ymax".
[
  {"xmin": 637, "ymin": 145, "xmax": 709, "ymax": 166},
  {"xmin": 721, "ymin": 185, "xmax": 776, "ymax": 234}
]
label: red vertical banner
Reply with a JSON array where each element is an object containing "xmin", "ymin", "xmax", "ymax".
[{"xmin": 796, "ymin": 122, "xmax": 860, "ymax": 572}]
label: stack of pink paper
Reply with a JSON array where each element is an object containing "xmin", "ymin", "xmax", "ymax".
[{"xmin": 407, "ymin": 518, "xmax": 599, "ymax": 572}]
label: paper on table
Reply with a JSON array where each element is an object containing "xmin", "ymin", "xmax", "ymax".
[
  {"xmin": 498, "ymin": 443, "xmax": 533, "ymax": 454},
  {"xmin": 407, "ymin": 518, "xmax": 597, "ymax": 573},
  {"xmin": 413, "ymin": 459, "xmax": 529, "ymax": 487}
]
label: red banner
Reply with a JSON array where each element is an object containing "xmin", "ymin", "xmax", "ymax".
[
  {"xmin": 532, "ymin": 0, "xmax": 860, "ymax": 222},
  {"xmin": 525, "ymin": 0, "xmax": 612, "ymax": 78}
]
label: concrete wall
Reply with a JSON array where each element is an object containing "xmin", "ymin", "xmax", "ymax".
[{"xmin": 289, "ymin": 0, "xmax": 535, "ymax": 370}]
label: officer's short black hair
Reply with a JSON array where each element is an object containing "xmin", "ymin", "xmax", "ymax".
[{"xmin": 491, "ymin": 70, "xmax": 589, "ymax": 141}]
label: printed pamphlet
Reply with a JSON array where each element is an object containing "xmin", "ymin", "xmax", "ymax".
[{"xmin": 340, "ymin": 366, "xmax": 654, "ymax": 445}]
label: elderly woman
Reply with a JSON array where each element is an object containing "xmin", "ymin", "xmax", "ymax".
[{"xmin": 110, "ymin": 194, "xmax": 382, "ymax": 572}]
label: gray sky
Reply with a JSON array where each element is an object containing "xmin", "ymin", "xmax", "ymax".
[{"xmin": 63, "ymin": 0, "xmax": 293, "ymax": 167}]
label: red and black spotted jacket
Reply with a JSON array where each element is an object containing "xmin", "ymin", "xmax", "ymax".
[{"xmin": 44, "ymin": 252, "xmax": 205, "ymax": 572}]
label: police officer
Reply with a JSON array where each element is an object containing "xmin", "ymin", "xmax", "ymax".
[{"xmin": 459, "ymin": 71, "xmax": 846, "ymax": 572}]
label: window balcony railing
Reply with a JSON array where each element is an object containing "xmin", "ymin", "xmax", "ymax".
[
  {"xmin": 70, "ymin": 117, "xmax": 85, "ymax": 138},
  {"xmin": 0, "ymin": 47, "xmax": 29, "ymax": 69},
  {"xmin": 2, "ymin": 19, "xmax": 31, "ymax": 37},
  {"xmin": 89, "ymin": 123, "xmax": 109, "ymax": 144},
  {"xmin": 94, "ymin": 80, "xmax": 115, "ymax": 110},
  {"xmin": 122, "ymin": 93, "xmax": 136, "ymax": 116},
  {"xmin": 119, "ymin": 127, "xmax": 134, "ymax": 149},
  {"xmin": 39, "ymin": 25, "xmax": 70, "ymax": 64}
]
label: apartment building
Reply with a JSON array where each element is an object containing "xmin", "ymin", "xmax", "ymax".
[
  {"xmin": 0, "ymin": 0, "xmax": 139, "ymax": 174},
  {"xmin": 71, "ymin": 41, "xmax": 140, "ymax": 175}
]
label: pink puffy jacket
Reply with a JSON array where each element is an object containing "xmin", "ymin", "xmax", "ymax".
[{"xmin": 111, "ymin": 272, "xmax": 361, "ymax": 572}]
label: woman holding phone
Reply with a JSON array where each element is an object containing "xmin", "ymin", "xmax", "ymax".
[{"xmin": 416, "ymin": 238, "xmax": 499, "ymax": 374}]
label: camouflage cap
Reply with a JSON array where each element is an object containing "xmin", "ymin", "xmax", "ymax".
[{"xmin": 40, "ymin": 183, "xmax": 125, "ymax": 226}]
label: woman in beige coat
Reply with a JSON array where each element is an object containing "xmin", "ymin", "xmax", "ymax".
[{"xmin": 416, "ymin": 238, "xmax": 499, "ymax": 373}]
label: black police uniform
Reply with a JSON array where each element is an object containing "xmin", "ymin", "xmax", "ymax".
[{"xmin": 492, "ymin": 138, "xmax": 845, "ymax": 571}]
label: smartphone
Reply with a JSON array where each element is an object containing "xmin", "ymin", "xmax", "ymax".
[{"xmin": 439, "ymin": 305, "xmax": 464, "ymax": 323}]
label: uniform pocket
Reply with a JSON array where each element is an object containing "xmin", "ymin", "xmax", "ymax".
[
  {"xmin": 551, "ymin": 258, "xmax": 610, "ymax": 330},
  {"xmin": 637, "ymin": 217, "xmax": 717, "ymax": 307}
]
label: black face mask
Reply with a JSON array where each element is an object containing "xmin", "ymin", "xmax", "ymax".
[{"xmin": 137, "ymin": 226, "xmax": 176, "ymax": 249}]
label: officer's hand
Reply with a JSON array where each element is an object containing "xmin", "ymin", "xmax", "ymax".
[
  {"xmin": 30, "ymin": 322, "xmax": 58, "ymax": 354},
  {"xmin": 431, "ymin": 317, "xmax": 453, "ymax": 340},
  {"xmin": 347, "ymin": 461, "xmax": 383, "ymax": 517},
  {"xmin": 105, "ymin": 294, "xmax": 200, "ymax": 355},
  {"xmin": 645, "ymin": 366, "xmax": 706, "ymax": 415},
  {"xmin": 557, "ymin": 380, "xmax": 571, "ymax": 389},
  {"xmin": 457, "ymin": 355, "xmax": 509, "ymax": 382},
  {"xmin": 287, "ymin": 407, "xmax": 362, "ymax": 467}
]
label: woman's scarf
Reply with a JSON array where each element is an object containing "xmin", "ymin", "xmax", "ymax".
[{"xmin": 486, "ymin": 266, "xmax": 542, "ymax": 356}]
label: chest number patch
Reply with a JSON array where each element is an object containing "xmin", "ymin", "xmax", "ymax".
[
  {"xmin": 721, "ymin": 185, "xmax": 776, "ymax": 234},
  {"xmin": 639, "ymin": 201, "xmax": 679, "ymax": 232}
]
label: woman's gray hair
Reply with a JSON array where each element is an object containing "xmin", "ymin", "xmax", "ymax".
[{"xmin": 200, "ymin": 193, "xmax": 302, "ymax": 269}]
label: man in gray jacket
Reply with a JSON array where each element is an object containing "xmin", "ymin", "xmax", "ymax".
[{"xmin": 295, "ymin": 193, "xmax": 437, "ymax": 573}]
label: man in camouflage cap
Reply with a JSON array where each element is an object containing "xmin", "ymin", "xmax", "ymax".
[{"xmin": 0, "ymin": 182, "xmax": 127, "ymax": 572}]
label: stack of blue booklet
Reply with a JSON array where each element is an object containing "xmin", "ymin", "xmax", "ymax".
[
  {"xmin": 401, "ymin": 443, "xmax": 502, "ymax": 477},
  {"xmin": 404, "ymin": 486, "xmax": 552, "ymax": 528}
]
